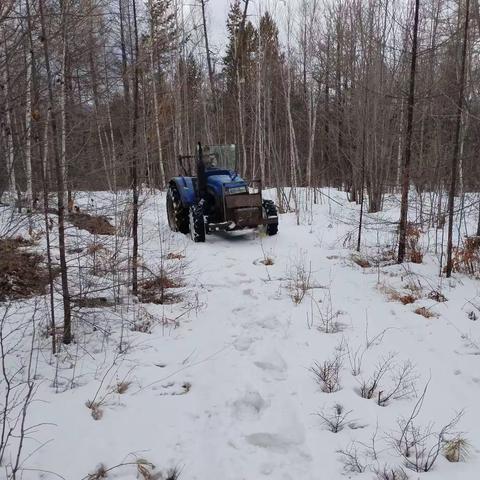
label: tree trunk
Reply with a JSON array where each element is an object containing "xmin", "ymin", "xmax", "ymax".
[
  {"xmin": 1, "ymin": 33, "xmax": 16, "ymax": 203},
  {"xmin": 60, "ymin": 0, "xmax": 70, "ymax": 209},
  {"xmin": 446, "ymin": 0, "xmax": 470, "ymax": 278},
  {"xmin": 24, "ymin": 48, "xmax": 33, "ymax": 208},
  {"xmin": 149, "ymin": 0, "xmax": 166, "ymax": 189},
  {"xmin": 200, "ymin": 0, "xmax": 216, "ymax": 102},
  {"xmin": 398, "ymin": 0, "xmax": 420, "ymax": 264},
  {"xmin": 39, "ymin": 0, "xmax": 72, "ymax": 344},
  {"xmin": 131, "ymin": 0, "xmax": 140, "ymax": 295},
  {"xmin": 236, "ymin": 0, "xmax": 250, "ymax": 176}
]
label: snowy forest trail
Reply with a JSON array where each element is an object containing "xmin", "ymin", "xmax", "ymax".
[
  {"xmin": 122, "ymin": 190, "xmax": 480, "ymax": 479},
  {"xmin": 5, "ymin": 190, "xmax": 480, "ymax": 479}
]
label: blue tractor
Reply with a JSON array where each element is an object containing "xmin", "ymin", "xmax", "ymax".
[{"xmin": 166, "ymin": 143, "xmax": 278, "ymax": 242}]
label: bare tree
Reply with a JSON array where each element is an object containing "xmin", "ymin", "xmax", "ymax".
[
  {"xmin": 398, "ymin": 0, "xmax": 420, "ymax": 264},
  {"xmin": 39, "ymin": 0, "xmax": 72, "ymax": 344},
  {"xmin": 446, "ymin": 0, "xmax": 471, "ymax": 278}
]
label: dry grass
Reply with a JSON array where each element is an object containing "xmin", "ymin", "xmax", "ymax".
[
  {"xmin": 138, "ymin": 269, "xmax": 183, "ymax": 305},
  {"xmin": 72, "ymin": 297, "xmax": 116, "ymax": 309},
  {"xmin": 406, "ymin": 224, "xmax": 424, "ymax": 264},
  {"xmin": 131, "ymin": 307, "xmax": 156, "ymax": 333},
  {"xmin": 115, "ymin": 381, "xmax": 131, "ymax": 394},
  {"xmin": 85, "ymin": 400, "xmax": 104, "ymax": 420},
  {"xmin": 414, "ymin": 306, "xmax": 438, "ymax": 319},
  {"xmin": 351, "ymin": 254, "xmax": 371, "ymax": 268},
  {"xmin": 398, "ymin": 294, "xmax": 417, "ymax": 305},
  {"xmin": 86, "ymin": 242, "xmax": 105, "ymax": 255},
  {"xmin": 87, "ymin": 464, "xmax": 108, "ymax": 479},
  {"xmin": 68, "ymin": 213, "xmax": 115, "ymax": 235},
  {"xmin": 260, "ymin": 256, "xmax": 274, "ymax": 266},
  {"xmin": 404, "ymin": 280, "xmax": 423, "ymax": 294},
  {"xmin": 166, "ymin": 251, "xmax": 185, "ymax": 260},
  {"xmin": 0, "ymin": 236, "xmax": 56, "ymax": 301},
  {"xmin": 444, "ymin": 437, "xmax": 470, "ymax": 462},
  {"xmin": 427, "ymin": 290, "xmax": 447, "ymax": 303},
  {"xmin": 379, "ymin": 283, "xmax": 419, "ymax": 305},
  {"xmin": 136, "ymin": 459, "xmax": 156, "ymax": 479},
  {"xmin": 410, "ymin": 250, "xmax": 424, "ymax": 264}
]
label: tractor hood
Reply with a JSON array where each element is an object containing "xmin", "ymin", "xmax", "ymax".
[{"xmin": 206, "ymin": 170, "xmax": 248, "ymax": 197}]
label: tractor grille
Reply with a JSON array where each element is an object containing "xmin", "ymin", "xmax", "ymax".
[{"xmin": 234, "ymin": 207, "xmax": 262, "ymax": 227}]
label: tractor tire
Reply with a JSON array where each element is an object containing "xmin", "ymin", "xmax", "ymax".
[
  {"xmin": 262, "ymin": 200, "xmax": 278, "ymax": 236},
  {"xmin": 166, "ymin": 183, "xmax": 189, "ymax": 234},
  {"xmin": 189, "ymin": 204, "xmax": 206, "ymax": 243}
]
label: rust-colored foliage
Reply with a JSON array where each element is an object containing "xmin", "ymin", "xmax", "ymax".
[
  {"xmin": 406, "ymin": 224, "xmax": 423, "ymax": 264},
  {"xmin": 0, "ymin": 237, "xmax": 56, "ymax": 301},
  {"xmin": 68, "ymin": 213, "xmax": 115, "ymax": 235},
  {"xmin": 452, "ymin": 236, "xmax": 480, "ymax": 278}
]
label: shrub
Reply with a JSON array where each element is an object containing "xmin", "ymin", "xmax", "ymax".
[
  {"xmin": 307, "ymin": 289, "xmax": 343, "ymax": 333},
  {"xmin": 377, "ymin": 361, "xmax": 417, "ymax": 406},
  {"xmin": 395, "ymin": 409, "xmax": 464, "ymax": 472},
  {"xmin": 452, "ymin": 236, "xmax": 480, "ymax": 277},
  {"xmin": 359, "ymin": 355, "xmax": 417, "ymax": 406},
  {"xmin": 346, "ymin": 343, "xmax": 365, "ymax": 376},
  {"xmin": 316, "ymin": 404, "xmax": 352, "ymax": 433},
  {"xmin": 337, "ymin": 443, "xmax": 367, "ymax": 473},
  {"xmin": 467, "ymin": 310, "xmax": 478, "ymax": 321},
  {"xmin": 359, "ymin": 354, "xmax": 395, "ymax": 400},
  {"xmin": 311, "ymin": 355, "xmax": 342, "ymax": 393},
  {"xmin": 287, "ymin": 254, "xmax": 312, "ymax": 304},
  {"xmin": 373, "ymin": 465, "xmax": 408, "ymax": 480}
]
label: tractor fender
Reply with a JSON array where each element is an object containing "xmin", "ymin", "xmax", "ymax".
[{"xmin": 170, "ymin": 177, "xmax": 196, "ymax": 208}]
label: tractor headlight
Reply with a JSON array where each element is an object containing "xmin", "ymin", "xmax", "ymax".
[{"xmin": 227, "ymin": 186, "xmax": 248, "ymax": 195}]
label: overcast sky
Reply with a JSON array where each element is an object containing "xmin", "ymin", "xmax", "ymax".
[
  {"xmin": 190, "ymin": 0, "xmax": 292, "ymax": 55},
  {"xmin": 204, "ymin": 0, "xmax": 231, "ymax": 49}
]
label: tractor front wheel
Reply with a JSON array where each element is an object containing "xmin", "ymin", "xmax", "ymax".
[
  {"xmin": 189, "ymin": 204, "xmax": 206, "ymax": 243},
  {"xmin": 167, "ymin": 183, "xmax": 189, "ymax": 234},
  {"xmin": 262, "ymin": 200, "xmax": 278, "ymax": 236}
]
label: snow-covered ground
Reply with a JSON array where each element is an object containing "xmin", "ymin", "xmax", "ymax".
[{"xmin": 1, "ymin": 189, "xmax": 480, "ymax": 479}]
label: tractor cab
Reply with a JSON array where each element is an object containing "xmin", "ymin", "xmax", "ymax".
[{"xmin": 167, "ymin": 143, "xmax": 278, "ymax": 242}]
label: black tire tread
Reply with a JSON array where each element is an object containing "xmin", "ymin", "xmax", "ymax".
[
  {"xmin": 167, "ymin": 183, "xmax": 189, "ymax": 234},
  {"xmin": 190, "ymin": 204, "xmax": 206, "ymax": 243},
  {"xmin": 262, "ymin": 199, "xmax": 278, "ymax": 236}
]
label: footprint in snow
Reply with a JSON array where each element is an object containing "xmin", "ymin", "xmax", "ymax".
[
  {"xmin": 245, "ymin": 429, "xmax": 304, "ymax": 452},
  {"xmin": 234, "ymin": 336, "xmax": 254, "ymax": 351},
  {"xmin": 253, "ymin": 315, "xmax": 280, "ymax": 330},
  {"xmin": 243, "ymin": 288, "xmax": 259, "ymax": 299},
  {"xmin": 254, "ymin": 350, "xmax": 288, "ymax": 380},
  {"xmin": 232, "ymin": 305, "xmax": 247, "ymax": 314},
  {"xmin": 231, "ymin": 390, "xmax": 268, "ymax": 420},
  {"xmin": 154, "ymin": 381, "xmax": 191, "ymax": 396}
]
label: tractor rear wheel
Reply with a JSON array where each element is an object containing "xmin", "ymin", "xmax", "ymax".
[
  {"xmin": 262, "ymin": 200, "xmax": 278, "ymax": 236},
  {"xmin": 189, "ymin": 204, "xmax": 206, "ymax": 243},
  {"xmin": 167, "ymin": 183, "xmax": 189, "ymax": 234}
]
